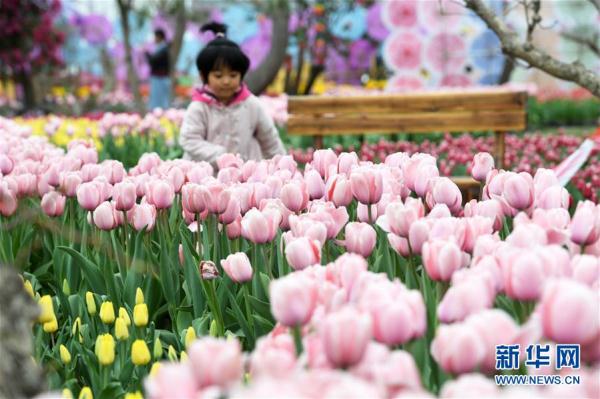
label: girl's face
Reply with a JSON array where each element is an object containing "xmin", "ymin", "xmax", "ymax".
[{"xmin": 206, "ymin": 65, "xmax": 242, "ymax": 103}]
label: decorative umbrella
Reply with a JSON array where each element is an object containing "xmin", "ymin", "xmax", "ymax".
[
  {"xmin": 470, "ymin": 29, "xmax": 504, "ymax": 76},
  {"xmin": 329, "ymin": 5, "xmax": 367, "ymax": 41},
  {"xmin": 221, "ymin": 4, "xmax": 258, "ymax": 44},
  {"xmin": 383, "ymin": 31, "xmax": 422, "ymax": 71},
  {"xmin": 425, "ymin": 32, "xmax": 466, "ymax": 72},
  {"xmin": 366, "ymin": 2, "xmax": 389, "ymax": 41},
  {"xmin": 382, "ymin": 0, "xmax": 419, "ymax": 30},
  {"xmin": 420, "ymin": 0, "xmax": 465, "ymax": 29},
  {"xmin": 385, "ymin": 74, "xmax": 424, "ymax": 92}
]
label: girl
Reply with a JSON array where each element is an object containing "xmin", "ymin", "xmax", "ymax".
[{"xmin": 179, "ymin": 22, "xmax": 286, "ymax": 167}]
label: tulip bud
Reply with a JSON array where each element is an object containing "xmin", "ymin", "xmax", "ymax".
[
  {"xmin": 221, "ymin": 252, "xmax": 253, "ymax": 283},
  {"xmin": 135, "ymin": 287, "xmax": 145, "ymax": 305},
  {"xmin": 209, "ymin": 319, "xmax": 219, "ymax": 337},
  {"xmin": 72, "ymin": 317, "xmax": 83, "ymax": 342},
  {"xmin": 78, "ymin": 387, "xmax": 93, "ymax": 399},
  {"xmin": 150, "ymin": 362, "xmax": 162, "ymax": 376},
  {"xmin": 185, "ymin": 327, "xmax": 196, "ymax": 349},
  {"xmin": 62, "ymin": 279, "xmax": 70, "ymax": 296},
  {"xmin": 23, "ymin": 280, "xmax": 34, "ymax": 298},
  {"xmin": 38, "ymin": 295, "xmax": 54, "ymax": 324},
  {"xmin": 63, "ymin": 388, "xmax": 73, "ymax": 399},
  {"xmin": 167, "ymin": 345, "xmax": 178, "ymax": 361},
  {"xmin": 115, "ymin": 317, "xmax": 129, "ymax": 341},
  {"xmin": 86, "ymin": 292, "xmax": 96, "ymax": 315},
  {"xmin": 99, "ymin": 301, "xmax": 116, "ymax": 324},
  {"xmin": 153, "ymin": 336, "xmax": 163, "ymax": 359},
  {"xmin": 133, "ymin": 303, "xmax": 148, "ymax": 327},
  {"xmin": 95, "ymin": 334, "xmax": 116, "ymax": 366},
  {"xmin": 124, "ymin": 392, "xmax": 143, "ymax": 399},
  {"xmin": 132, "ymin": 340, "xmax": 151, "ymax": 366},
  {"xmin": 180, "ymin": 351, "xmax": 188, "ymax": 362},
  {"xmin": 43, "ymin": 315, "xmax": 58, "ymax": 333},
  {"xmin": 119, "ymin": 307, "xmax": 131, "ymax": 326},
  {"xmin": 200, "ymin": 260, "xmax": 219, "ymax": 280},
  {"xmin": 60, "ymin": 344, "xmax": 71, "ymax": 364}
]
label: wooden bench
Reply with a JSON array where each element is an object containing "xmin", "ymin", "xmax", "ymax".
[{"xmin": 287, "ymin": 89, "xmax": 528, "ymax": 200}]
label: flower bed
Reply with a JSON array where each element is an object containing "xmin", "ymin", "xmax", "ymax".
[{"xmin": 1, "ymin": 116, "xmax": 599, "ymax": 398}]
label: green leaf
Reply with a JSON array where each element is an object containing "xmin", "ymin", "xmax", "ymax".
[
  {"xmin": 251, "ymin": 314, "xmax": 274, "ymax": 336},
  {"xmin": 180, "ymin": 227, "xmax": 205, "ymax": 318},
  {"xmin": 227, "ymin": 291, "xmax": 254, "ymax": 348},
  {"xmin": 99, "ymin": 382, "xmax": 125, "ymax": 399},
  {"xmin": 56, "ymin": 246, "xmax": 105, "ymax": 294},
  {"xmin": 247, "ymin": 295, "xmax": 273, "ymax": 321}
]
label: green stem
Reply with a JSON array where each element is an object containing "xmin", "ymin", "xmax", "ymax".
[
  {"xmin": 242, "ymin": 283, "xmax": 254, "ymax": 332},
  {"xmin": 292, "ymin": 326, "xmax": 303, "ymax": 357}
]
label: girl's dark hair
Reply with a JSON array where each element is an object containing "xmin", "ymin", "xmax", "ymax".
[{"xmin": 196, "ymin": 22, "xmax": 250, "ymax": 82}]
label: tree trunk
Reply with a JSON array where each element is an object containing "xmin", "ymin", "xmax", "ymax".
[
  {"xmin": 245, "ymin": 1, "xmax": 290, "ymax": 95},
  {"xmin": 17, "ymin": 71, "xmax": 37, "ymax": 111},
  {"xmin": 100, "ymin": 46, "xmax": 116, "ymax": 93},
  {"xmin": 303, "ymin": 64, "xmax": 325, "ymax": 95},
  {"xmin": 116, "ymin": 0, "xmax": 145, "ymax": 112},
  {"xmin": 498, "ymin": 57, "xmax": 514, "ymax": 84},
  {"xmin": 169, "ymin": 0, "xmax": 187, "ymax": 87}
]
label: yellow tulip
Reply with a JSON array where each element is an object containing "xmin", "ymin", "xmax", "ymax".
[
  {"xmin": 78, "ymin": 386, "xmax": 93, "ymax": 399},
  {"xmin": 124, "ymin": 392, "xmax": 143, "ymax": 399},
  {"xmin": 119, "ymin": 307, "xmax": 131, "ymax": 326},
  {"xmin": 150, "ymin": 361, "xmax": 161, "ymax": 376},
  {"xmin": 43, "ymin": 315, "xmax": 58, "ymax": 333},
  {"xmin": 62, "ymin": 388, "xmax": 73, "ymax": 399},
  {"xmin": 133, "ymin": 303, "xmax": 148, "ymax": 327},
  {"xmin": 115, "ymin": 317, "xmax": 129, "ymax": 341},
  {"xmin": 167, "ymin": 345, "xmax": 177, "ymax": 361},
  {"xmin": 153, "ymin": 336, "xmax": 163, "ymax": 359},
  {"xmin": 135, "ymin": 288, "xmax": 145, "ymax": 305},
  {"xmin": 59, "ymin": 344, "xmax": 71, "ymax": 365},
  {"xmin": 72, "ymin": 317, "xmax": 83, "ymax": 343},
  {"xmin": 184, "ymin": 327, "xmax": 196, "ymax": 349},
  {"xmin": 38, "ymin": 295, "xmax": 54, "ymax": 324},
  {"xmin": 85, "ymin": 292, "xmax": 96, "ymax": 316},
  {"xmin": 180, "ymin": 351, "xmax": 188, "ymax": 362},
  {"xmin": 23, "ymin": 280, "xmax": 34, "ymax": 298},
  {"xmin": 99, "ymin": 301, "xmax": 115, "ymax": 324},
  {"xmin": 209, "ymin": 319, "xmax": 218, "ymax": 337},
  {"xmin": 131, "ymin": 340, "xmax": 151, "ymax": 366},
  {"xmin": 95, "ymin": 334, "xmax": 116, "ymax": 366}
]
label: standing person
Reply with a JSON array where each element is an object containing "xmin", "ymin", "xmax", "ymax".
[
  {"xmin": 145, "ymin": 28, "xmax": 171, "ymax": 110},
  {"xmin": 179, "ymin": 22, "xmax": 285, "ymax": 167}
]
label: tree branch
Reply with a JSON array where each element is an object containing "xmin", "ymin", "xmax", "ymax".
[
  {"xmin": 464, "ymin": 0, "xmax": 600, "ymax": 98},
  {"xmin": 586, "ymin": 0, "xmax": 600, "ymax": 13},
  {"xmin": 561, "ymin": 30, "xmax": 600, "ymax": 57}
]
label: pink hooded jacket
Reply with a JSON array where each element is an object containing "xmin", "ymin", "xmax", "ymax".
[{"xmin": 179, "ymin": 84, "xmax": 286, "ymax": 167}]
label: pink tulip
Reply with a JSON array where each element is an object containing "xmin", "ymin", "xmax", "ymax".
[
  {"xmin": 533, "ymin": 168, "xmax": 560, "ymax": 196},
  {"xmin": 431, "ymin": 324, "xmax": 486, "ymax": 374},
  {"xmin": 402, "ymin": 153, "xmax": 436, "ymax": 194},
  {"xmin": 285, "ymin": 236, "xmax": 321, "ymax": 270},
  {"xmin": 374, "ymin": 350, "xmax": 423, "ymax": 396},
  {"xmin": 249, "ymin": 333, "xmax": 297, "ymax": 378},
  {"xmin": 270, "ymin": 274, "xmax": 318, "ymax": 327},
  {"xmin": 470, "ymin": 152, "xmax": 494, "ymax": 182},
  {"xmin": 311, "ymin": 149, "xmax": 338, "ymax": 178},
  {"xmin": 422, "ymin": 239, "xmax": 465, "ymax": 281},
  {"xmin": 166, "ymin": 166, "xmax": 185, "ymax": 193},
  {"xmin": 462, "ymin": 216, "xmax": 494, "ymax": 253},
  {"xmin": 426, "ymin": 177, "xmax": 462, "ymax": 215},
  {"xmin": 571, "ymin": 255, "xmax": 599, "ymax": 287},
  {"xmin": 0, "ymin": 154, "xmax": 13, "ymax": 175},
  {"xmin": 413, "ymin": 163, "xmax": 439, "ymax": 198},
  {"xmin": 217, "ymin": 166, "xmax": 242, "ymax": 184},
  {"xmin": 93, "ymin": 201, "xmax": 117, "ymax": 230},
  {"xmin": 137, "ymin": 152, "xmax": 162, "ymax": 174},
  {"xmin": 188, "ymin": 337, "xmax": 243, "ymax": 389},
  {"xmin": 76, "ymin": 182, "xmax": 102, "ymax": 211},
  {"xmin": 304, "ymin": 168, "xmax": 325, "ymax": 200},
  {"xmin": 427, "ymin": 203, "xmax": 452, "ymax": 219},
  {"xmin": 322, "ymin": 307, "xmax": 372, "ymax": 368},
  {"xmin": 146, "ymin": 180, "xmax": 175, "ymax": 210},
  {"xmin": 540, "ymin": 279, "xmax": 599, "ymax": 345},
  {"xmin": 570, "ymin": 201, "xmax": 600, "ymax": 246},
  {"xmin": 307, "ymin": 201, "xmax": 349, "ymax": 239},
  {"xmin": 337, "ymin": 152, "xmax": 359, "ymax": 175},
  {"xmin": 499, "ymin": 249, "xmax": 545, "ymax": 300},
  {"xmin": 15, "ymin": 173, "xmax": 37, "ymax": 197},
  {"xmin": 536, "ymin": 185, "xmax": 570, "ymax": 209},
  {"xmin": 248, "ymin": 182, "xmax": 271, "ymax": 210},
  {"xmin": 221, "ymin": 252, "xmax": 253, "ymax": 283},
  {"xmin": 216, "ymin": 153, "xmax": 244, "ymax": 170},
  {"xmin": 80, "ymin": 164, "xmax": 101, "ymax": 182},
  {"xmin": 41, "ymin": 191, "xmax": 66, "ymax": 217},
  {"xmin": 387, "ymin": 233, "xmax": 410, "ymax": 257},
  {"xmin": 100, "ymin": 160, "xmax": 125, "ymax": 184},
  {"xmin": 129, "ymin": 203, "xmax": 156, "ymax": 232},
  {"xmin": 464, "ymin": 199, "xmax": 503, "ymax": 231},
  {"xmin": 218, "ymin": 194, "xmax": 241, "ymax": 225},
  {"xmin": 59, "ymin": 171, "xmax": 82, "ymax": 197},
  {"xmin": 181, "ymin": 183, "xmax": 208, "ymax": 215},
  {"xmin": 408, "ymin": 219, "xmax": 430, "ymax": 254},
  {"xmin": 350, "ymin": 167, "xmax": 383, "ymax": 205},
  {"xmin": 145, "ymin": 363, "xmax": 198, "ymax": 399},
  {"xmin": 439, "ymin": 374, "xmax": 499, "ymax": 397},
  {"xmin": 186, "ymin": 163, "xmax": 213, "ymax": 183},
  {"xmin": 437, "ymin": 278, "xmax": 495, "ymax": 323},
  {"xmin": 503, "ymin": 172, "xmax": 534, "ymax": 210},
  {"xmin": 325, "ymin": 174, "xmax": 353, "ymax": 207},
  {"xmin": 226, "ymin": 216, "xmax": 242, "ymax": 239},
  {"xmin": 280, "ymin": 180, "xmax": 309, "ymax": 213},
  {"xmin": 113, "ymin": 181, "xmax": 137, "ymax": 211},
  {"xmin": 386, "ymin": 198, "xmax": 424, "ymax": 237},
  {"xmin": 0, "ymin": 184, "xmax": 17, "ymax": 216},
  {"xmin": 288, "ymin": 215, "xmax": 327, "ymax": 246},
  {"xmin": 343, "ymin": 222, "xmax": 376, "ymax": 258},
  {"xmin": 241, "ymin": 208, "xmax": 281, "ymax": 244}
]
